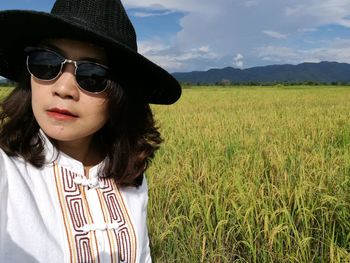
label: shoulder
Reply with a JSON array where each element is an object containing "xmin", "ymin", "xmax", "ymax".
[
  {"xmin": 0, "ymin": 148, "xmax": 26, "ymax": 168},
  {"xmin": 121, "ymin": 174, "xmax": 148, "ymax": 197},
  {"xmin": 0, "ymin": 148, "xmax": 33, "ymax": 182},
  {"xmin": 0, "ymin": 148, "xmax": 16, "ymax": 183},
  {"xmin": 119, "ymin": 173, "xmax": 149, "ymax": 212},
  {"xmin": 0, "ymin": 147, "xmax": 6, "ymax": 159},
  {"xmin": 0, "ymin": 148, "xmax": 9, "ymax": 169},
  {"xmin": 0, "ymin": 148, "xmax": 9, "ymax": 195}
]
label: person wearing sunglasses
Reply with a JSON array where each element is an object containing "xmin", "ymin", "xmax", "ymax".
[{"xmin": 0, "ymin": 0, "xmax": 181, "ymax": 262}]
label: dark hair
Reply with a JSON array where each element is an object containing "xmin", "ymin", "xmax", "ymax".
[{"xmin": 0, "ymin": 73, "xmax": 162, "ymax": 187}]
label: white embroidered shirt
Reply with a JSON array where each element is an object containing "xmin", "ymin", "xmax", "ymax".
[{"xmin": 0, "ymin": 133, "xmax": 152, "ymax": 262}]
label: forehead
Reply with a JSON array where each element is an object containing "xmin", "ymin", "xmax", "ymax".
[{"xmin": 40, "ymin": 38, "xmax": 108, "ymax": 63}]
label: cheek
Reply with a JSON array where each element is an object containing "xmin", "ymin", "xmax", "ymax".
[
  {"xmin": 31, "ymin": 82, "xmax": 45, "ymax": 118},
  {"xmin": 98, "ymin": 103, "xmax": 109, "ymax": 125},
  {"xmin": 86, "ymin": 99, "xmax": 109, "ymax": 125},
  {"xmin": 31, "ymin": 77, "xmax": 49, "ymax": 102}
]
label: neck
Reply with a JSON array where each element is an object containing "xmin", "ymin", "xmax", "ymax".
[{"xmin": 56, "ymin": 136, "xmax": 103, "ymax": 168}]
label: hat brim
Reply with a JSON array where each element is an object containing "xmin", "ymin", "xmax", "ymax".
[{"xmin": 0, "ymin": 10, "xmax": 181, "ymax": 104}]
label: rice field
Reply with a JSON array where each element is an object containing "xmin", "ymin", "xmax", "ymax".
[
  {"xmin": 1, "ymin": 86, "xmax": 349, "ymax": 262},
  {"xmin": 148, "ymin": 86, "xmax": 350, "ymax": 262},
  {"xmin": 0, "ymin": 87, "xmax": 12, "ymax": 101}
]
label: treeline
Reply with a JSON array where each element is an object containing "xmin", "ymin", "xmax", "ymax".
[
  {"xmin": 2, "ymin": 80, "xmax": 350, "ymax": 88},
  {"xmin": 180, "ymin": 80, "xmax": 350, "ymax": 87},
  {"xmin": 0, "ymin": 80, "xmax": 15, "ymax": 87}
]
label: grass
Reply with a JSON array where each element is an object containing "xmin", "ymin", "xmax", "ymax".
[{"xmin": 1, "ymin": 85, "xmax": 349, "ymax": 262}]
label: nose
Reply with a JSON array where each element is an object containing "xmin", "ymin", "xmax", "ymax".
[{"xmin": 51, "ymin": 63, "xmax": 80, "ymax": 100}]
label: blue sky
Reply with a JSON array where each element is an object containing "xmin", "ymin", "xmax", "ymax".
[{"xmin": 2, "ymin": 0, "xmax": 350, "ymax": 73}]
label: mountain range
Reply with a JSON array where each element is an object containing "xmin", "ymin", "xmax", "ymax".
[{"xmin": 172, "ymin": 61, "xmax": 350, "ymax": 84}]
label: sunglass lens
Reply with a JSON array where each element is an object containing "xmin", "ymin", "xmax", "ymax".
[
  {"xmin": 76, "ymin": 63, "xmax": 109, "ymax": 93},
  {"xmin": 27, "ymin": 50, "xmax": 62, "ymax": 80}
]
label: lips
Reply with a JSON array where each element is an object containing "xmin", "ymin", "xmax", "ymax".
[{"xmin": 47, "ymin": 107, "xmax": 78, "ymax": 120}]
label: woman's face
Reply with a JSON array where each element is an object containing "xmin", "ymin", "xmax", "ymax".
[{"xmin": 31, "ymin": 38, "xmax": 109, "ymax": 147}]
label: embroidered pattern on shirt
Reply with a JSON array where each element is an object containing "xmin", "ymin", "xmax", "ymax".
[{"xmin": 53, "ymin": 164, "xmax": 137, "ymax": 263}]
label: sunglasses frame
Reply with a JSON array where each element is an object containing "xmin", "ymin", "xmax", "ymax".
[{"xmin": 24, "ymin": 46, "xmax": 110, "ymax": 94}]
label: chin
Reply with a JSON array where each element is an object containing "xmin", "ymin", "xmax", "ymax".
[{"xmin": 41, "ymin": 127, "xmax": 83, "ymax": 142}]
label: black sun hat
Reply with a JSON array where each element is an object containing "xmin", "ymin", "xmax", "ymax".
[{"xmin": 0, "ymin": 0, "xmax": 181, "ymax": 104}]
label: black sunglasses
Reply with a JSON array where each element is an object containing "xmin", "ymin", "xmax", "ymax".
[{"xmin": 24, "ymin": 47, "xmax": 111, "ymax": 94}]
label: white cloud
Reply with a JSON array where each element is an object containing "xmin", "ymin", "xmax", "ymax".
[
  {"xmin": 297, "ymin": 27, "xmax": 318, "ymax": 32},
  {"xmin": 233, "ymin": 53, "xmax": 244, "ymax": 68},
  {"xmin": 123, "ymin": 0, "xmax": 215, "ymax": 13},
  {"xmin": 337, "ymin": 18, "xmax": 350, "ymax": 27},
  {"xmin": 138, "ymin": 40, "xmax": 221, "ymax": 71},
  {"xmin": 197, "ymin": 46, "xmax": 210, "ymax": 53},
  {"xmin": 124, "ymin": 0, "xmax": 350, "ymax": 71},
  {"xmin": 255, "ymin": 37, "xmax": 350, "ymax": 65},
  {"xmin": 235, "ymin": 53, "xmax": 244, "ymax": 61},
  {"xmin": 132, "ymin": 10, "xmax": 175, "ymax": 18},
  {"xmin": 255, "ymin": 46, "xmax": 302, "ymax": 64},
  {"xmin": 285, "ymin": 0, "xmax": 350, "ymax": 27},
  {"xmin": 244, "ymin": 1, "xmax": 259, "ymax": 8},
  {"xmin": 235, "ymin": 61, "xmax": 244, "ymax": 69},
  {"xmin": 263, "ymin": 30, "xmax": 288, "ymax": 39}
]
